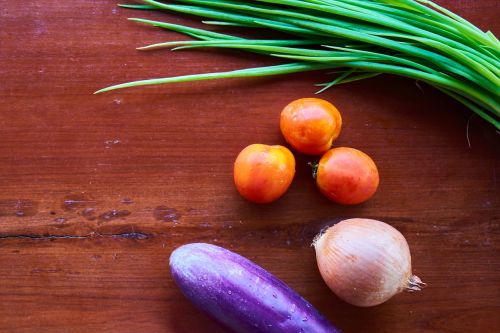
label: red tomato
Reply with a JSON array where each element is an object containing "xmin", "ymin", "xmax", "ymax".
[
  {"xmin": 280, "ymin": 98, "xmax": 342, "ymax": 155},
  {"xmin": 234, "ymin": 144, "xmax": 295, "ymax": 203},
  {"xmin": 316, "ymin": 147, "xmax": 379, "ymax": 205}
]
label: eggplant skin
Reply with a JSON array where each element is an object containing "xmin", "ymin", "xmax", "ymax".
[{"xmin": 169, "ymin": 243, "xmax": 340, "ymax": 333}]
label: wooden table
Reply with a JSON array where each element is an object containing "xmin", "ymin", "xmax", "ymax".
[{"xmin": 1, "ymin": 1, "xmax": 498, "ymax": 332}]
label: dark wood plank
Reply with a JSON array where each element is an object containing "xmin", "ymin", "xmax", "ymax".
[{"xmin": 0, "ymin": 1, "xmax": 499, "ymax": 332}]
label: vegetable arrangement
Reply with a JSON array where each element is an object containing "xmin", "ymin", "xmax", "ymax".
[
  {"xmin": 170, "ymin": 217, "xmax": 424, "ymax": 332},
  {"xmin": 170, "ymin": 243, "xmax": 341, "ymax": 333},
  {"xmin": 96, "ymin": 0, "xmax": 500, "ymax": 130},
  {"xmin": 234, "ymin": 97, "xmax": 379, "ymax": 205},
  {"xmin": 93, "ymin": 1, "xmax": 454, "ymax": 330}
]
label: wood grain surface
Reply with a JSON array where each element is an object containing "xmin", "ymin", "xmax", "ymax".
[{"xmin": 0, "ymin": 1, "xmax": 499, "ymax": 332}]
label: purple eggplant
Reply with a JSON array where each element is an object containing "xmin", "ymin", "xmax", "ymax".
[{"xmin": 169, "ymin": 243, "xmax": 341, "ymax": 333}]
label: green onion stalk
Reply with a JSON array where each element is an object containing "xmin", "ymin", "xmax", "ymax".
[{"xmin": 95, "ymin": 0, "xmax": 500, "ymax": 130}]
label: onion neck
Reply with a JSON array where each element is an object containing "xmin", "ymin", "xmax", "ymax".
[
  {"xmin": 312, "ymin": 227, "xmax": 329, "ymax": 248},
  {"xmin": 405, "ymin": 275, "xmax": 426, "ymax": 293}
]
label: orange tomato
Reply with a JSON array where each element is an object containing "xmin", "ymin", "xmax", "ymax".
[
  {"xmin": 316, "ymin": 147, "xmax": 379, "ymax": 205},
  {"xmin": 234, "ymin": 144, "xmax": 295, "ymax": 204},
  {"xmin": 280, "ymin": 98, "xmax": 342, "ymax": 155}
]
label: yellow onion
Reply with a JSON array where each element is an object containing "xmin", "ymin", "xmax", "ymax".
[{"xmin": 313, "ymin": 218, "xmax": 425, "ymax": 307}]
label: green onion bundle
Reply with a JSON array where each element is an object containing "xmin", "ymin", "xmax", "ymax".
[{"xmin": 96, "ymin": 0, "xmax": 500, "ymax": 130}]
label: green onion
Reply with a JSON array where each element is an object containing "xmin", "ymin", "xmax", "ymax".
[{"xmin": 96, "ymin": 0, "xmax": 500, "ymax": 130}]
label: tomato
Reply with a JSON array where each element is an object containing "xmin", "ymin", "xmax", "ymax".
[
  {"xmin": 280, "ymin": 98, "xmax": 342, "ymax": 155},
  {"xmin": 234, "ymin": 144, "xmax": 295, "ymax": 203},
  {"xmin": 316, "ymin": 147, "xmax": 379, "ymax": 205}
]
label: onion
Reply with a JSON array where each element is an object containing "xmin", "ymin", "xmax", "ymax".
[{"xmin": 313, "ymin": 218, "xmax": 425, "ymax": 307}]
